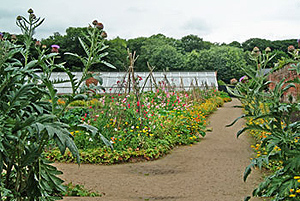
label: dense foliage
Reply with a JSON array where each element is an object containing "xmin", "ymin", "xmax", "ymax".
[
  {"xmin": 46, "ymin": 89, "xmax": 230, "ymax": 164},
  {"xmin": 227, "ymin": 48, "xmax": 300, "ymax": 200},
  {"xmin": 3, "ymin": 25, "xmax": 298, "ymax": 83},
  {"xmin": 0, "ymin": 9, "xmax": 112, "ymax": 200}
]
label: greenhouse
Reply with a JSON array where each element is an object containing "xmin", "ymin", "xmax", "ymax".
[{"xmin": 37, "ymin": 71, "xmax": 218, "ymax": 94}]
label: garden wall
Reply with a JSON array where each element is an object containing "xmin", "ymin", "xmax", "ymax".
[{"xmin": 268, "ymin": 64, "xmax": 300, "ymax": 102}]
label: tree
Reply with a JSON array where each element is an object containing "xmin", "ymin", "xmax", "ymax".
[
  {"xmin": 194, "ymin": 46, "xmax": 247, "ymax": 82},
  {"xmin": 148, "ymin": 44, "xmax": 185, "ymax": 71},
  {"xmin": 228, "ymin": 41, "xmax": 241, "ymax": 48},
  {"xmin": 104, "ymin": 37, "xmax": 128, "ymax": 71},
  {"xmin": 128, "ymin": 34, "xmax": 179, "ymax": 71},
  {"xmin": 184, "ymin": 50, "xmax": 203, "ymax": 71},
  {"xmin": 179, "ymin": 34, "xmax": 211, "ymax": 53},
  {"xmin": 242, "ymin": 38, "xmax": 272, "ymax": 52}
]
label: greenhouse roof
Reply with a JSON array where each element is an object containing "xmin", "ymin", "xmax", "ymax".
[{"xmin": 36, "ymin": 71, "xmax": 218, "ymax": 94}]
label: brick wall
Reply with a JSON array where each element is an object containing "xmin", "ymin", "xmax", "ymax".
[{"xmin": 268, "ymin": 64, "xmax": 300, "ymax": 102}]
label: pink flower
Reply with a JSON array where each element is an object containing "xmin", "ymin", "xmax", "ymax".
[
  {"xmin": 51, "ymin": 44, "xmax": 60, "ymax": 53},
  {"xmin": 239, "ymin": 76, "xmax": 248, "ymax": 83}
]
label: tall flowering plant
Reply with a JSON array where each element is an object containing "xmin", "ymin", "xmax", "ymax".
[
  {"xmin": 227, "ymin": 47, "xmax": 300, "ymax": 200},
  {"xmin": 0, "ymin": 9, "xmax": 113, "ymax": 200}
]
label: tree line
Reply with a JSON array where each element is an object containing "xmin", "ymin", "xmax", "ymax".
[{"xmin": 2, "ymin": 27, "xmax": 298, "ymax": 83}]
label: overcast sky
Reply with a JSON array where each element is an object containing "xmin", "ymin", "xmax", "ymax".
[{"xmin": 1, "ymin": 0, "xmax": 300, "ymax": 43}]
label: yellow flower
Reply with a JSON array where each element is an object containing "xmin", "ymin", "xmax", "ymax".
[
  {"xmin": 296, "ymin": 189, "xmax": 300, "ymax": 193},
  {"xmin": 289, "ymin": 194, "xmax": 296, "ymax": 198},
  {"xmin": 136, "ymin": 126, "xmax": 139, "ymax": 129},
  {"xmin": 290, "ymin": 189, "xmax": 295, "ymax": 192},
  {"xmin": 294, "ymin": 176, "xmax": 300, "ymax": 180},
  {"xmin": 75, "ymin": 130, "xmax": 79, "ymax": 133},
  {"xmin": 70, "ymin": 131, "xmax": 74, "ymax": 136}
]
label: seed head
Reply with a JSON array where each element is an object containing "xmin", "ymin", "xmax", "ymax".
[
  {"xmin": 16, "ymin": 16, "xmax": 22, "ymax": 21},
  {"xmin": 101, "ymin": 31, "xmax": 107, "ymax": 38},
  {"xmin": 96, "ymin": 22, "xmax": 104, "ymax": 30},
  {"xmin": 265, "ymin": 47, "xmax": 271, "ymax": 53},
  {"xmin": 35, "ymin": 41, "xmax": 41, "ymax": 46},
  {"xmin": 253, "ymin": 47, "xmax": 260, "ymax": 52},
  {"xmin": 28, "ymin": 8, "xmax": 34, "ymax": 14},
  {"xmin": 92, "ymin": 20, "xmax": 98, "ymax": 25},
  {"xmin": 288, "ymin": 45, "xmax": 295, "ymax": 52},
  {"xmin": 30, "ymin": 14, "xmax": 36, "ymax": 20},
  {"xmin": 11, "ymin": 34, "xmax": 17, "ymax": 41}
]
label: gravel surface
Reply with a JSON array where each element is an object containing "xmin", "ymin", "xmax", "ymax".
[{"xmin": 56, "ymin": 99, "xmax": 265, "ymax": 201}]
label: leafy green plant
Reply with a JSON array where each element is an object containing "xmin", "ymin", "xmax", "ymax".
[
  {"xmin": 0, "ymin": 9, "xmax": 113, "ymax": 200},
  {"xmin": 46, "ymin": 92, "xmax": 225, "ymax": 164},
  {"xmin": 227, "ymin": 47, "xmax": 300, "ymax": 200},
  {"xmin": 62, "ymin": 182, "xmax": 101, "ymax": 197}
]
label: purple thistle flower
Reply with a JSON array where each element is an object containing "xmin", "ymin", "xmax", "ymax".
[
  {"xmin": 239, "ymin": 75, "xmax": 248, "ymax": 83},
  {"xmin": 51, "ymin": 44, "xmax": 60, "ymax": 49},
  {"xmin": 51, "ymin": 44, "xmax": 60, "ymax": 53}
]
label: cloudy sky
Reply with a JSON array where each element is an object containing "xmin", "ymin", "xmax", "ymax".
[{"xmin": 1, "ymin": 0, "xmax": 300, "ymax": 43}]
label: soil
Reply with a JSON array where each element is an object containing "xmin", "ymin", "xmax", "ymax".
[{"xmin": 55, "ymin": 98, "xmax": 266, "ymax": 201}]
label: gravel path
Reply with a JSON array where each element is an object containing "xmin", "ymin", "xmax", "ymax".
[{"xmin": 56, "ymin": 98, "xmax": 265, "ymax": 201}]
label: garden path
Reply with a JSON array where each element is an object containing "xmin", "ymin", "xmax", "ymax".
[{"xmin": 56, "ymin": 98, "xmax": 265, "ymax": 201}]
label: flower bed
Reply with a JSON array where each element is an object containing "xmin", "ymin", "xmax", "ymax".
[{"xmin": 46, "ymin": 89, "xmax": 229, "ymax": 164}]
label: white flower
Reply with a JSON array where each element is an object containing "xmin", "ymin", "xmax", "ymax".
[{"xmin": 89, "ymin": 138, "xmax": 93, "ymax": 142}]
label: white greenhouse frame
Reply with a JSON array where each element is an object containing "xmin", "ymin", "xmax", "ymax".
[{"xmin": 36, "ymin": 71, "xmax": 218, "ymax": 94}]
